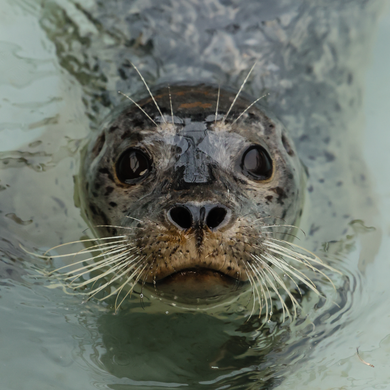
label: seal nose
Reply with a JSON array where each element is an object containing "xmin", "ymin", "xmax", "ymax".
[{"xmin": 168, "ymin": 205, "xmax": 229, "ymax": 231}]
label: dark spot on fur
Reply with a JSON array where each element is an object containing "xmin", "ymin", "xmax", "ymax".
[
  {"xmin": 105, "ymin": 186, "xmax": 114, "ymax": 195},
  {"xmin": 309, "ymin": 224, "xmax": 320, "ymax": 236},
  {"xmin": 109, "ymin": 125, "xmax": 119, "ymax": 133},
  {"xmin": 92, "ymin": 191, "xmax": 98, "ymax": 198},
  {"xmin": 94, "ymin": 183, "xmax": 100, "ymax": 190},
  {"xmin": 271, "ymin": 187, "xmax": 287, "ymax": 205},
  {"xmin": 109, "ymin": 202, "xmax": 117, "ymax": 207},
  {"xmin": 324, "ymin": 151, "xmax": 335, "ymax": 162},
  {"xmin": 98, "ymin": 167, "xmax": 115, "ymax": 182},
  {"xmin": 265, "ymin": 195, "xmax": 273, "ymax": 202}
]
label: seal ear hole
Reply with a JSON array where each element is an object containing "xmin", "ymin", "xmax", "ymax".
[
  {"xmin": 281, "ymin": 134, "xmax": 294, "ymax": 156},
  {"xmin": 169, "ymin": 206, "xmax": 192, "ymax": 230},
  {"xmin": 92, "ymin": 133, "xmax": 106, "ymax": 158},
  {"xmin": 241, "ymin": 145, "xmax": 273, "ymax": 181},
  {"xmin": 116, "ymin": 148, "xmax": 151, "ymax": 184}
]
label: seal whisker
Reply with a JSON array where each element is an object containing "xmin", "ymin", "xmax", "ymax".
[
  {"xmin": 128, "ymin": 60, "xmax": 166, "ymax": 124},
  {"xmin": 214, "ymin": 84, "xmax": 220, "ymax": 124},
  {"xmin": 115, "ymin": 261, "xmax": 149, "ymax": 312},
  {"xmin": 118, "ymin": 91, "xmax": 158, "ymax": 127},
  {"xmin": 261, "ymin": 251, "xmax": 322, "ymax": 296},
  {"xmin": 243, "ymin": 262, "xmax": 258, "ymax": 320},
  {"xmin": 168, "ymin": 84, "xmax": 174, "ymax": 125},
  {"xmin": 41, "ymin": 236, "xmax": 127, "ymax": 257},
  {"xmin": 246, "ymin": 261, "xmax": 269, "ymax": 320},
  {"xmin": 232, "ymin": 93, "xmax": 269, "ymax": 125},
  {"xmin": 257, "ymin": 256, "xmax": 300, "ymax": 320},
  {"xmin": 223, "ymin": 61, "xmax": 257, "ymax": 123},
  {"xmin": 88, "ymin": 257, "xmax": 145, "ymax": 301},
  {"xmin": 91, "ymin": 257, "xmax": 144, "ymax": 301},
  {"xmin": 46, "ymin": 245, "xmax": 131, "ymax": 278},
  {"xmin": 67, "ymin": 250, "xmax": 137, "ymax": 288},
  {"xmin": 65, "ymin": 247, "xmax": 137, "ymax": 283}
]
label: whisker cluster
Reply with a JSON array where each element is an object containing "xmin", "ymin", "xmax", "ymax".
[
  {"xmin": 38, "ymin": 235, "xmax": 147, "ymax": 313},
  {"xmin": 242, "ymin": 225, "xmax": 340, "ymax": 324}
]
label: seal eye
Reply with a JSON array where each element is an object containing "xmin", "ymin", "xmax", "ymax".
[
  {"xmin": 241, "ymin": 145, "xmax": 273, "ymax": 180},
  {"xmin": 116, "ymin": 148, "xmax": 151, "ymax": 184}
]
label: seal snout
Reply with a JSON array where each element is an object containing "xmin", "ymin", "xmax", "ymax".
[{"xmin": 168, "ymin": 203, "xmax": 230, "ymax": 232}]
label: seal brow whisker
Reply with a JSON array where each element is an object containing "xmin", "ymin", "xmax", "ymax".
[
  {"xmin": 214, "ymin": 84, "xmax": 220, "ymax": 124},
  {"xmin": 223, "ymin": 60, "xmax": 257, "ymax": 123},
  {"xmin": 118, "ymin": 91, "xmax": 158, "ymax": 127},
  {"xmin": 232, "ymin": 93, "xmax": 269, "ymax": 125},
  {"xmin": 168, "ymin": 84, "xmax": 174, "ymax": 125},
  {"xmin": 128, "ymin": 61, "xmax": 166, "ymax": 124}
]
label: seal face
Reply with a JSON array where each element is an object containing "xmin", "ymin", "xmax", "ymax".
[{"xmin": 79, "ymin": 84, "xmax": 305, "ymax": 303}]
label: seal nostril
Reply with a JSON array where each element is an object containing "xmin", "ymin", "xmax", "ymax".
[
  {"xmin": 206, "ymin": 207, "xmax": 227, "ymax": 230},
  {"xmin": 169, "ymin": 206, "xmax": 193, "ymax": 230}
]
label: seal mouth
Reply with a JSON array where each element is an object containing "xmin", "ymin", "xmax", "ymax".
[{"xmin": 148, "ymin": 268, "xmax": 244, "ymax": 301}]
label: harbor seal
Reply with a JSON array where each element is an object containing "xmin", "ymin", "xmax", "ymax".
[{"xmin": 37, "ymin": 0, "xmax": 382, "ymax": 322}]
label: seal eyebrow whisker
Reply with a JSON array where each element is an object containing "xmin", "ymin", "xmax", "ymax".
[
  {"xmin": 118, "ymin": 91, "xmax": 158, "ymax": 127},
  {"xmin": 232, "ymin": 93, "xmax": 269, "ymax": 125},
  {"xmin": 214, "ymin": 84, "xmax": 220, "ymax": 125},
  {"xmin": 223, "ymin": 60, "xmax": 257, "ymax": 123},
  {"xmin": 128, "ymin": 61, "xmax": 166, "ymax": 124},
  {"xmin": 168, "ymin": 84, "xmax": 174, "ymax": 125}
]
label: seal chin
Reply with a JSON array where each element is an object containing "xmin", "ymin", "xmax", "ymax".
[{"xmin": 149, "ymin": 268, "xmax": 244, "ymax": 301}]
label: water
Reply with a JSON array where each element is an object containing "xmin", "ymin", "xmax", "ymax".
[{"xmin": 1, "ymin": 1, "xmax": 390, "ymax": 389}]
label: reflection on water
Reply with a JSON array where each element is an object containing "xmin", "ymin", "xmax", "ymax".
[{"xmin": 1, "ymin": 0, "xmax": 390, "ymax": 389}]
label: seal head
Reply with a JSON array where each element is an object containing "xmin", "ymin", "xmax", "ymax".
[{"xmin": 79, "ymin": 84, "xmax": 305, "ymax": 303}]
